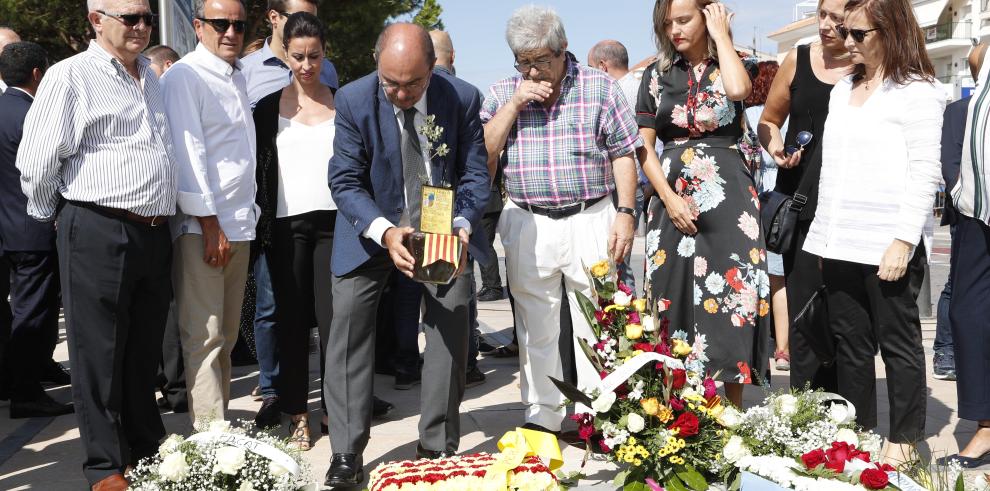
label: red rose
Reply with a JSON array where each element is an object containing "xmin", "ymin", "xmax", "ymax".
[
  {"xmin": 618, "ymin": 282, "xmax": 632, "ymax": 295},
  {"xmin": 801, "ymin": 449, "xmax": 827, "ymax": 469},
  {"xmin": 668, "ymin": 411, "xmax": 699, "ymax": 437},
  {"xmin": 859, "ymin": 468, "xmax": 890, "ymax": 489},
  {"xmin": 671, "ymin": 369, "xmax": 687, "ymax": 390},
  {"xmin": 628, "ymin": 311, "xmax": 641, "ymax": 324},
  {"xmin": 876, "ymin": 462, "xmax": 895, "ymax": 472},
  {"xmin": 824, "ymin": 457, "xmax": 845, "ymax": 473},
  {"xmin": 669, "ymin": 397, "xmax": 685, "ymax": 411}
]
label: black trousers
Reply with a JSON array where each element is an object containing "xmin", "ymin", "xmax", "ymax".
[
  {"xmin": 478, "ymin": 211, "xmax": 502, "ymax": 289},
  {"xmin": 270, "ymin": 210, "xmax": 334, "ymax": 415},
  {"xmin": 0, "ymin": 255, "xmax": 12, "ymax": 395},
  {"xmin": 157, "ymin": 300, "xmax": 187, "ymax": 410},
  {"xmin": 948, "ymin": 215, "xmax": 990, "ymax": 421},
  {"xmin": 57, "ymin": 203, "xmax": 172, "ymax": 484},
  {"xmin": 5, "ymin": 250, "xmax": 60, "ymax": 401},
  {"xmin": 822, "ymin": 246, "xmax": 927, "ymax": 443},
  {"xmin": 784, "ymin": 221, "xmax": 838, "ymax": 391}
]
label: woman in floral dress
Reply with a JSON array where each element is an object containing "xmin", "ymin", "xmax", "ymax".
[{"xmin": 636, "ymin": 0, "xmax": 770, "ymax": 407}]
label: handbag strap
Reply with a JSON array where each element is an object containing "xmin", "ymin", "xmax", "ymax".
[{"xmin": 789, "ymin": 138, "xmax": 821, "ymax": 213}]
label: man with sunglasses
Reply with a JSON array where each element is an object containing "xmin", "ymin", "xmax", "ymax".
[
  {"xmin": 15, "ymin": 1, "xmax": 175, "ymax": 489},
  {"xmin": 241, "ymin": 0, "xmax": 338, "ymax": 107},
  {"xmin": 160, "ymin": 0, "xmax": 257, "ymax": 427}
]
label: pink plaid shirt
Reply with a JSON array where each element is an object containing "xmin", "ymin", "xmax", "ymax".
[{"xmin": 480, "ymin": 53, "xmax": 642, "ymax": 207}]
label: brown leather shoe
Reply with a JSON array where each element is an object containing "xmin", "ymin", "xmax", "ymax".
[{"xmin": 92, "ymin": 473, "xmax": 128, "ymax": 491}]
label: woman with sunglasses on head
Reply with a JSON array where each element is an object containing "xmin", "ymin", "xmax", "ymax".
[
  {"xmin": 757, "ymin": 0, "xmax": 853, "ymax": 393},
  {"xmin": 803, "ymin": 0, "xmax": 945, "ymax": 464},
  {"xmin": 251, "ymin": 11, "xmax": 336, "ymax": 451},
  {"xmin": 637, "ymin": 0, "xmax": 770, "ymax": 408}
]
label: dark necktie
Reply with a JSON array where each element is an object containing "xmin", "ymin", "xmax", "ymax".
[{"xmin": 402, "ymin": 107, "xmax": 427, "ymax": 230}]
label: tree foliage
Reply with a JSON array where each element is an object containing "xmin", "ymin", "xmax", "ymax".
[{"xmin": 0, "ymin": 0, "xmax": 443, "ymax": 84}]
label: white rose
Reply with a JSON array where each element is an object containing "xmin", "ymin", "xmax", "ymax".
[
  {"xmin": 834, "ymin": 428, "xmax": 859, "ymax": 447},
  {"xmin": 158, "ymin": 452, "xmax": 190, "ymax": 482},
  {"xmin": 627, "ymin": 413, "xmax": 645, "ymax": 433},
  {"xmin": 269, "ymin": 461, "xmax": 290, "ymax": 477},
  {"xmin": 237, "ymin": 481, "xmax": 256, "ymax": 491},
  {"xmin": 591, "ymin": 391, "xmax": 617, "ymax": 414},
  {"xmin": 641, "ymin": 315, "xmax": 656, "ymax": 332},
  {"xmin": 718, "ymin": 406, "xmax": 743, "ymax": 428},
  {"xmin": 776, "ymin": 394, "xmax": 798, "ymax": 417},
  {"xmin": 158, "ymin": 434, "xmax": 184, "ymax": 455},
  {"xmin": 215, "ymin": 446, "xmax": 247, "ymax": 475},
  {"xmin": 208, "ymin": 420, "xmax": 231, "ymax": 433},
  {"xmin": 722, "ymin": 435, "xmax": 751, "ymax": 463},
  {"xmin": 828, "ymin": 403, "xmax": 855, "ymax": 425},
  {"xmin": 612, "ymin": 291, "xmax": 632, "ymax": 307}
]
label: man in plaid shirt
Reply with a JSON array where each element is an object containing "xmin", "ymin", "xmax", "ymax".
[{"xmin": 481, "ymin": 5, "xmax": 641, "ymax": 434}]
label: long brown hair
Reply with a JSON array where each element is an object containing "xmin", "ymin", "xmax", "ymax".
[
  {"xmin": 652, "ymin": 0, "xmax": 721, "ymax": 72},
  {"xmin": 844, "ymin": 0, "xmax": 934, "ymax": 85}
]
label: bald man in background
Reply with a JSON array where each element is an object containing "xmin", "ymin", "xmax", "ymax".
[{"xmin": 0, "ymin": 26, "xmax": 20, "ymax": 92}]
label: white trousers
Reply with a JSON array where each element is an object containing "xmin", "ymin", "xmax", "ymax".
[{"xmin": 498, "ymin": 198, "xmax": 614, "ymax": 431}]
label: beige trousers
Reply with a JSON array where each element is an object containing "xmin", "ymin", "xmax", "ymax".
[{"xmin": 173, "ymin": 234, "xmax": 250, "ymax": 425}]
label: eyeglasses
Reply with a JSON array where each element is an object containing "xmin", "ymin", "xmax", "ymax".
[
  {"xmin": 197, "ymin": 18, "xmax": 247, "ymax": 34},
  {"xmin": 514, "ymin": 58, "xmax": 553, "ymax": 73},
  {"xmin": 380, "ymin": 78, "xmax": 427, "ymax": 92},
  {"xmin": 98, "ymin": 10, "xmax": 157, "ymax": 28},
  {"xmin": 835, "ymin": 25, "xmax": 879, "ymax": 43}
]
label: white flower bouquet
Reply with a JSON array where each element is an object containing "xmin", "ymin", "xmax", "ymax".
[{"xmin": 128, "ymin": 420, "xmax": 314, "ymax": 491}]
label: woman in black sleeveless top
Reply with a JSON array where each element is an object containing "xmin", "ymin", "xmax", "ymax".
[{"xmin": 757, "ymin": 0, "xmax": 852, "ymax": 391}]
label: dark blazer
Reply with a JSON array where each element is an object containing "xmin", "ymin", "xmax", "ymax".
[
  {"xmin": 253, "ymin": 88, "xmax": 284, "ymax": 253},
  {"xmin": 0, "ymin": 88, "xmax": 55, "ymax": 253},
  {"xmin": 940, "ymin": 95, "xmax": 970, "ymax": 226},
  {"xmin": 329, "ymin": 70, "xmax": 490, "ymax": 276}
]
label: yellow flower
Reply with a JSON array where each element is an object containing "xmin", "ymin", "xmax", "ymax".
[
  {"xmin": 590, "ymin": 260, "xmax": 610, "ymax": 278},
  {"xmin": 625, "ymin": 323, "xmax": 644, "ymax": 340},
  {"xmin": 605, "ymin": 304, "xmax": 625, "ymax": 313},
  {"xmin": 653, "ymin": 250, "xmax": 667, "ymax": 267},
  {"xmin": 640, "ymin": 398, "xmax": 660, "ymax": 416},
  {"xmin": 703, "ymin": 298, "xmax": 718, "ymax": 314},
  {"xmin": 672, "ymin": 339, "xmax": 692, "ymax": 357},
  {"xmin": 759, "ymin": 299, "xmax": 770, "ymax": 317},
  {"xmin": 709, "ymin": 69, "xmax": 720, "ymax": 82},
  {"xmin": 680, "ymin": 148, "xmax": 696, "ymax": 164},
  {"xmin": 656, "ymin": 405, "xmax": 674, "ymax": 423},
  {"xmin": 749, "ymin": 248, "xmax": 761, "ymax": 264},
  {"xmin": 632, "ymin": 298, "xmax": 647, "ymax": 312}
]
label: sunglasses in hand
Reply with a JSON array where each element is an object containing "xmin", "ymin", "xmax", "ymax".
[
  {"xmin": 785, "ymin": 131, "xmax": 813, "ymax": 157},
  {"xmin": 98, "ymin": 10, "xmax": 157, "ymax": 28},
  {"xmin": 197, "ymin": 17, "xmax": 247, "ymax": 34}
]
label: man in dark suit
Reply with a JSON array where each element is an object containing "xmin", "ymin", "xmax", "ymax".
[
  {"xmin": 323, "ymin": 23, "xmax": 489, "ymax": 487},
  {"xmin": 0, "ymin": 41, "xmax": 72, "ymax": 418},
  {"xmin": 932, "ymin": 43, "xmax": 988, "ymax": 382}
]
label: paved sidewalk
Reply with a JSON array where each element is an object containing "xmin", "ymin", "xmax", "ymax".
[{"xmin": 0, "ymin": 230, "xmax": 980, "ymax": 489}]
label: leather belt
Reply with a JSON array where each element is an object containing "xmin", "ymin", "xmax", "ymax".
[
  {"xmin": 514, "ymin": 195, "xmax": 605, "ymax": 220},
  {"xmin": 70, "ymin": 201, "xmax": 170, "ymax": 227}
]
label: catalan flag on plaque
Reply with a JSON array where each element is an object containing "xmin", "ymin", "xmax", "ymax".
[{"xmin": 421, "ymin": 233, "xmax": 461, "ymax": 270}]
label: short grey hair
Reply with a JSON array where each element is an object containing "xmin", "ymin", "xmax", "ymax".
[
  {"xmin": 505, "ymin": 5, "xmax": 567, "ymax": 56},
  {"xmin": 193, "ymin": 0, "xmax": 245, "ymax": 19},
  {"xmin": 589, "ymin": 40, "xmax": 629, "ymax": 70},
  {"xmin": 87, "ymin": 0, "xmax": 102, "ymax": 11}
]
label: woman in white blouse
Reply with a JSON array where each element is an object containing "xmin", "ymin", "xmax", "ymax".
[
  {"xmin": 803, "ymin": 0, "xmax": 945, "ymax": 464},
  {"xmin": 251, "ymin": 12, "xmax": 336, "ymax": 450}
]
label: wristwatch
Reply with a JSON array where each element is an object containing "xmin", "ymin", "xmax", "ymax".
[{"xmin": 616, "ymin": 206, "xmax": 636, "ymax": 216}]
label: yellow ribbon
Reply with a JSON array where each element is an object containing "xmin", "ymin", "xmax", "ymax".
[{"xmin": 482, "ymin": 428, "xmax": 563, "ymax": 490}]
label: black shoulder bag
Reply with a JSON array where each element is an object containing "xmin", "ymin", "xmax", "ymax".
[{"xmin": 758, "ymin": 158, "xmax": 817, "ymax": 255}]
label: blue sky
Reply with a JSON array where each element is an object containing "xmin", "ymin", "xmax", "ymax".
[{"xmin": 430, "ymin": 0, "xmax": 802, "ymax": 91}]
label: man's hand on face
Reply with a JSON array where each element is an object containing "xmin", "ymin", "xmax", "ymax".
[{"xmin": 510, "ymin": 80, "xmax": 553, "ymax": 110}]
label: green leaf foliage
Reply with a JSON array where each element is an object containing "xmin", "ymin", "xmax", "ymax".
[
  {"xmin": 676, "ymin": 465, "xmax": 709, "ymax": 491},
  {"xmin": 574, "ymin": 291, "xmax": 601, "ymax": 338}
]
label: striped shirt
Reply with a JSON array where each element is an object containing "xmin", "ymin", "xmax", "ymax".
[
  {"xmin": 804, "ymin": 76, "xmax": 945, "ymax": 265},
  {"xmin": 480, "ymin": 52, "xmax": 642, "ymax": 207},
  {"xmin": 952, "ymin": 57, "xmax": 990, "ymax": 224},
  {"xmin": 16, "ymin": 41, "xmax": 176, "ymax": 221}
]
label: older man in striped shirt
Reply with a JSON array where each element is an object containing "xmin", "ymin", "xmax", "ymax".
[
  {"xmin": 15, "ymin": 0, "xmax": 175, "ymax": 489},
  {"xmin": 481, "ymin": 6, "xmax": 641, "ymax": 435}
]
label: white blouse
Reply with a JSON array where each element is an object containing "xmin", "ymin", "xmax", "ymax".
[
  {"xmin": 275, "ymin": 116, "xmax": 336, "ymax": 218},
  {"xmin": 803, "ymin": 76, "xmax": 946, "ymax": 266}
]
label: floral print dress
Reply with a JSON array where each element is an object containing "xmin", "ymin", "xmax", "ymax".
[{"xmin": 635, "ymin": 56, "xmax": 770, "ymax": 384}]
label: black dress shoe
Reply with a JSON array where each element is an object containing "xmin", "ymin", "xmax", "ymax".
[
  {"xmin": 416, "ymin": 443, "xmax": 454, "ymax": 460},
  {"xmin": 465, "ymin": 365, "xmax": 486, "ymax": 388},
  {"xmin": 477, "ymin": 286, "xmax": 506, "ymax": 302},
  {"xmin": 372, "ymin": 396, "xmax": 394, "ymax": 419},
  {"xmin": 10, "ymin": 393, "xmax": 74, "ymax": 419},
  {"xmin": 325, "ymin": 453, "xmax": 363, "ymax": 487},
  {"xmin": 254, "ymin": 396, "xmax": 281, "ymax": 428},
  {"xmin": 40, "ymin": 360, "xmax": 71, "ymax": 386}
]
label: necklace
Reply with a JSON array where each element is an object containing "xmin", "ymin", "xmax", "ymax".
[{"xmin": 863, "ymin": 67, "xmax": 881, "ymax": 90}]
